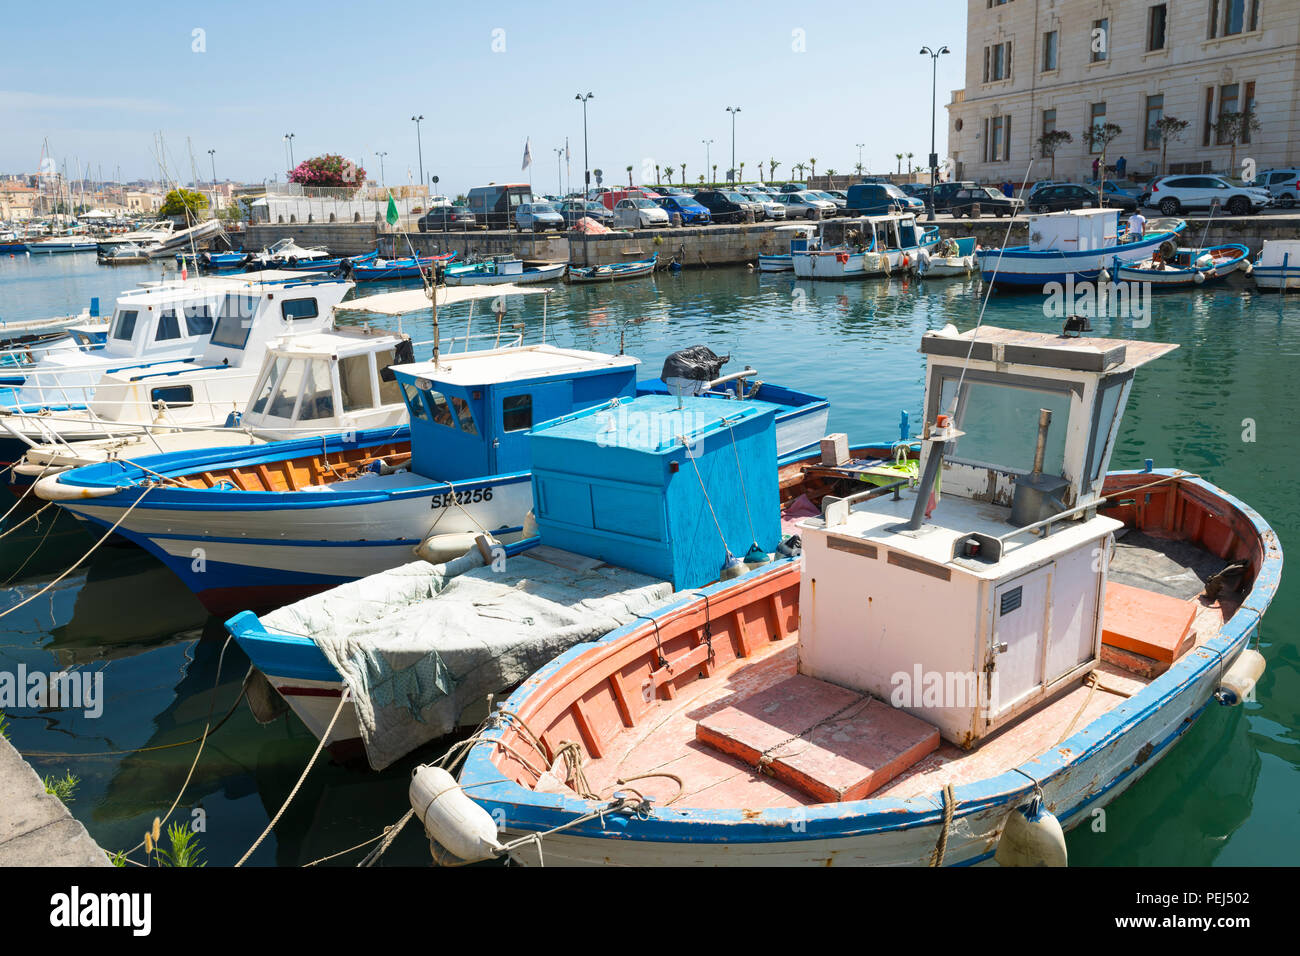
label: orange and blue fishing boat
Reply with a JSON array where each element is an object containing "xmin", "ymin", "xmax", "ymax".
[{"xmin": 425, "ymin": 324, "xmax": 1281, "ymax": 866}]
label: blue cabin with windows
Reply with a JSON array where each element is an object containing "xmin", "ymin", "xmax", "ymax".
[
  {"xmin": 528, "ymin": 394, "xmax": 781, "ymax": 590},
  {"xmin": 389, "ymin": 344, "xmax": 641, "ymax": 480}
]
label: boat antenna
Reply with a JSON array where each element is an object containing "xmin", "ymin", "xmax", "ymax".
[{"xmin": 947, "ymin": 158, "xmax": 1035, "ymax": 420}]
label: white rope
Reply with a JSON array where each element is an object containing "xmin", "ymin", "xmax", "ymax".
[{"xmin": 235, "ymin": 687, "xmax": 352, "ymax": 867}]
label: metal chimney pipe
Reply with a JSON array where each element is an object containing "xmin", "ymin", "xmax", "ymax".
[{"xmin": 1031, "ymin": 408, "xmax": 1052, "ymax": 476}]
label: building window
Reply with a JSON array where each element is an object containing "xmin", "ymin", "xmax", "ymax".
[
  {"xmin": 1091, "ymin": 18, "xmax": 1109, "ymax": 62},
  {"xmin": 1041, "ymin": 30, "xmax": 1058, "ymax": 71},
  {"xmin": 983, "ymin": 41, "xmax": 1012, "ymax": 82},
  {"xmin": 1203, "ymin": 87, "xmax": 1216, "ymax": 146},
  {"xmin": 1216, "ymin": 83, "xmax": 1240, "ymax": 144},
  {"xmin": 985, "ymin": 115, "xmax": 1012, "ymax": 163},
  {"xmin": 1210, "ymin": 0, "xmax": 1260, "ymax": 38},
  {"xmin": 1089, "ymin": 103, "xmax": 1107, "ymax": 153},
  {"xmin": 1144, "ymin": 95, "xmax": 1165, "ymax": 149},
  {"xmin": 1148, "ymin": 4, "xmax": 1168, "ymax": 50}
]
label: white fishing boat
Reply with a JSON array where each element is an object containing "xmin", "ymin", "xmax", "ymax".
[
  {"xmin": 24, "ymin": 235, "xmax": 99, "ymax": 254},
  {"xmin": 1251, "ymin": 239, "xmax": 1300, "ymax": 291},
  {"xmin": 246, "ymin": 237, "xmax": 335, "ymax": 270},
  {"xmin": 1114, "ymin": 242, "xmax": 1251, "ymax": 287},
  {"xmin": 791, "ymin": 214, "xmax": 940, "ymax": 279},
  {"xmin": 424, "ymin": 324, "xmax": 1281, "ymax": 867},
  {"xmin": 977, "ymin": 210, "xmax": 1185, "ymax": 288},
  {"xmin": 917, "ymin": 236, "xmax": 977, "ymax": 277},
  {"xmin": 14, "ymin": 326, "xmax": 412, "ymax": 479},
  {"xmin": 0, "ymin": 271, "xmax": 348, "ymax": 466}
]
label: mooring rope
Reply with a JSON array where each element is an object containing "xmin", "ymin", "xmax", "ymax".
[
  {"xmin": 929, "ymin": 782, "xmax": 957, "ymax": 867},
  {"xmin": 0, "ymin": 484, "xmax": 152, "ymax": 619},
  {"xmin": 235, "ymin": 687, "xmax": 351, "ymax": 867}
]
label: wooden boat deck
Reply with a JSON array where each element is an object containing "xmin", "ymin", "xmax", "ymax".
[{"xmin": 170, "ymin": 442, "xmax": 411, "ymax": 492}]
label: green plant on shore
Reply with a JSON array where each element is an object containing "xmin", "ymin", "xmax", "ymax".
[
  {"xmin": 154, "ymin": 821, "xmax": 206, "ymax": 868},
  {"xmin": 107, "ymin": 850, "xmax": 127, "ymax": 867},
  {"xmin": 0, "ymin": 711, "xmax": 9, "ymax": 739},
  {"xmin": 43, "ymin": 770, "xmax": 79, "ymax": 804}
]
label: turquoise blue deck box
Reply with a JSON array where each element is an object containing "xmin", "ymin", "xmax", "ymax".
[{"xmin": 529, "ymin": 394, "xmax": 781, "ymax": 590}]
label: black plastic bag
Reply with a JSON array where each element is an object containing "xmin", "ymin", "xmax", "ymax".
[{"xmin": 661, "ymin": 345, "xmax": 730, "ymax": 382}]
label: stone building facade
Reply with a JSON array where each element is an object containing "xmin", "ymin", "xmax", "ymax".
[{"xmin": 946, "ymin": 0, "xmax": 1300, "ymax": 183}]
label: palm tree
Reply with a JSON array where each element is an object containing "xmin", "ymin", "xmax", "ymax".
[
  {"xmin": 681, "ymin": 162, "xmax": 687, "ymax": 184},
  {"xmin": 825, "ymin": 168, "xmax": 837, "ymax": 188},
  {"xmin": 895, "ymin": 153, "xmax": 904, "ymax": 174},
  {"xmin": 906, "ymin": 152, "xmax": 914, "ymax": 174},
  {"xmin": 854, "ymin": 161, "xmax": 864, "ymax": 177},
  {"xmin": 665, "ymin": 166, "xmax": 675, "ymax": 185},
  {"xmin": 739, "ymin": 161, "xmax": 745, "ymax": 183},
  {"xmin": 712, "ymin": 164, "xmax": 718, "ymax": 184},
  {"xmin": 794, "ymin": 162, "xmax": 805, "ymax": 179},
  {"xmin": 758, "ymin": 160, "xmax": 766, "ymax": 182},
  {"xmin": 769, "ymin": 157, "xmax": 780, "ymax": 183},
  {"xmin": 654, "ymin": 163, "xmax": 661, "ymax": 185},
  {"xmin": 808, "ymin": 158, "xmax": 817, "ymax": 181},
  {"xmin": 626, "ymin": 164, "xmax": 633, "ymax": 187}
]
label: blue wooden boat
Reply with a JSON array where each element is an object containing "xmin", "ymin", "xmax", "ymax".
[
  {"xmin": 426, "ymin": 324, "xmax": 1281, "ymax": 866},
  {"xmin": 346, "ymin": 251, "xmax": 454, "ymax": 281},
  {"xmin": 978, "ymin": 210, "xmax": 1185, "ymax": 288},
  {"xmin": 1114, "ymin": 242, "xmax": 1250, "ymax": 287},
  {"xmin": 444, "ymin": 256, "xmax": 566, "ymax": 286},
  {"xmin": 567, "ymin": 254, "xmax": 656, "ymax": 283}
]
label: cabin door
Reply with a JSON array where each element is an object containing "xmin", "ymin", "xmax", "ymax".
[{"xmin": 989, "ymin": 567, "xmax": 1050, "ymax": 719}]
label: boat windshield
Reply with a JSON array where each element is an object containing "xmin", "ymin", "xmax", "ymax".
[{"xmin": 938, "ymin": 375, "xmax": 1072, "ymax": 474}]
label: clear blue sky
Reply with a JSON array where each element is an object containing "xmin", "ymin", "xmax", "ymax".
[{"xmin": 1, "ymin": 0, "xmax": 967, "ymax": 193}]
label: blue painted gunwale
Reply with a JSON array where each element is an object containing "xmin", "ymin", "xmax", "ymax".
[
  {"xmin": 977, "ymin": 227, "xmax": 1183, "ymax": 284},
  {"xmin": 455, "ymin": 469, "xmax": 1282, "ymax": 854},
  {"xmin": 1113, "ymin": 243, "xmax": 1250, "ymax": 284}
]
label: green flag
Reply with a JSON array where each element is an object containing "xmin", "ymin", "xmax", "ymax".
[{"xmin": 386, "ymin": 191, "xmax": 398, "ymax": 226}]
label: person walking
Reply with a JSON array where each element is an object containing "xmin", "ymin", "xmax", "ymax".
[
  {"xmin": 1001, "ymin": 180, "xmax": 1013, "ymax": 198},
  {"xmin": 1116, "ymin": 156, "xmax": 1127, "ymax": 179},
  {"xmin": 1127, "ymin": 210, "xmax": 1146, "ymax": 240},
  {"xmin": 1092, "ymin": 157, "xmax": 1100, "ymax": 178}
]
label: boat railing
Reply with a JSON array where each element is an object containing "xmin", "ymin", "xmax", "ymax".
[{"xmin": 821, "ymin": 477, "xmax": 909, "ymax": 526}]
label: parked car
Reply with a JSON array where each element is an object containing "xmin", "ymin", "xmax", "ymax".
[
  {"xmin": 807, "ymin": 190, "xmax": 846, "ymax": 214},
  {"xmin": 557, "ymin": 200, "xmax": 616, "ymax": 226},
  {"xmin": 1255, "ymin": 168, "xmax": 1300, "ymax": 208},
  {"xmin": 654, "ymin": 196, "xmax": 712, "ymax": 225},
  {"xmin": 946, "ymin": 185, "xmax": 1025, "ymax": 218},
  {"xmin": 1027, "ymin": 183, "xmax": 1135, "ymax": 213},
  {"xmin": 845, "ymin": 182, "xmax": 924, "ymax": 216},
  {"xmin": 900, "ymin": 183, "xmax": 931, "ymax": 199},
  {"xmin": 778, "ymin": 182, "xmax": 809, "ymax": 194},
  {"xmin": 693, "ymin": 190, "xmax": 745, "ymax": 223},
  {"xmin": 1088, "ymin": 180, "xmax": 1143, "ymax": 200},
  {"xmin": 613, "ymin": 197, "xmax": 670, "ymax": 228},
  {"xmin": 417, "ymin": 204, "xmax": 477, "ymax": 232},
  {"xmin": 780, "ymin": 191, "xmax": 836, "ymax": 219},
  {"xmin": 514, "ymin": 202, "xmax": 565, "ymax": 232},
  {"xmin": 908, "ymin": 180, "xmax": 978, "ymax": 212},
  {"xmin": 739, "ymin": 191, "xmax": 787, "ymax": 220},
  {"xmin": 1144, "ymin": 175, "xmax": 1271, "ymax": 216}
]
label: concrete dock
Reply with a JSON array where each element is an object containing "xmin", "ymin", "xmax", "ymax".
[
  {"xmin": 0, "ymin": 736, "xmax": 110, "ymax": 866},
  {"xmin": 236, "ymin": 212, "xmax": 1300, "ymax": 272}
]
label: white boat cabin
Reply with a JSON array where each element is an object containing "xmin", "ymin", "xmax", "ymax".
[
  {"xmin": 241, "ymin": 327, "xmax": 414, "ymax": 437},
  {"xmin": 1028, "ymin": 208, "xmax": 1118, "ymax": 253},
  {"xmin": 796, "ymin": 326, "xmax": 1177, "ymax": 748}
]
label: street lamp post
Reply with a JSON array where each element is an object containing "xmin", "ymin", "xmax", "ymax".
[
  {"xmin": 575, "ymin": 92, "xmax": 594, "ymax": 196},
  {"xmin": 553, "ymin": 148, "xmax": 564, "ymax": 197},
  {"xmin": 856, "ymin": 142, "xmax": 865, "ymax": 175},
  {"xmin": 725, "ymin": 107, "xmax": 741, "ymax": 183},
  {"xmin": 283, "ymin": 133, "xmax": 295, "ymax": 171},
  {"xmin": 702, "ymin": 139, "xmax": 713, "ymax": 184},
  {"xmin": 919, "ymin": 44, "xmax": 950, "ymax": 221},
  {"xmin": 411, "ymin": 115, "xmax": 425, "ymax": 186},
  {"xmin": 207, "ymin": 149, "xmax": 217, "ymax": 211},
  {"xmin": 375, "ymin": 151, "xmax": 388, "ymax": 187}
]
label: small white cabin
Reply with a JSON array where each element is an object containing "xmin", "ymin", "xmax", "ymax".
[
  {"xmin": 796, "ymin": 326, "xmax": 1177, "ymax": 748},
  {"xmin": 1028, "ymin": 208, "xmax": 1118, "ymax": 253}
]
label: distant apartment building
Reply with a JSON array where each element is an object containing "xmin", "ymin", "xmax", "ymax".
[
  {"xmin": 125, "ymin": 191, "xmax": 163, "ymax": 214},
  {"xmin": 0, "ymin": 179, "xmax": 38, "ymax": 220},
  {"xmin": 946, "ymin": 0, "xmax": 1300, "ymax": 183}
]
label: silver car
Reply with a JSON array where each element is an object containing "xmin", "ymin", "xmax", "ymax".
[
  {"xmin": 1256, "ymin": 168, "xmax": 1300, "ymax": 209},
  {"xmin": 740, "ymin": 191, "xmax": 786, "ymax": 220}
]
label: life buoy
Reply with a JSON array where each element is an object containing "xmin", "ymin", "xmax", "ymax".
[{"xmin": 836, "ymin": 252, "xmax": 849, "ymax": 264}]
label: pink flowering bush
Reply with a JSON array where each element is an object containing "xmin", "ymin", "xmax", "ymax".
[{"xmin": 288, "ymin": 154, "xmax": 368, "ymax": 190}]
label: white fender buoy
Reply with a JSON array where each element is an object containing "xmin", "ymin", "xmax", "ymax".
[
  {"xmin": 1215, "ymin": 648, "xmax": 1266, "ymax": 705},
  {"xmin": 414, "ymin": 531, "xmax": 497, "ymax": 565},
  {"xmin": 1193, "ymin": 271, "xmax": 1206, "ymax": 284},
  {"xmin": 720, "ymin": 552, "xmax": 747, "ymax": 580},
  {"xmin": 1099, "ymin": 268, "xmax": 1112, "ymax": 282},
  {"xmin": 522, "ymin": 508, "xmax": 538, "ymax": 538},
  {"xmin": 1244, "ymin": 261, "xmax": 1254, "ymax": 275},
  {"xmin": 410, "ymin": 765, "xmax": 505, "ymax": 864},
  {"xmin": 994, "ymin": 795, "xmax": 1067, "ymax": 867}
]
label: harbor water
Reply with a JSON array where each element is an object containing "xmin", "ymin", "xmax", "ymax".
[{"xmin": 1, "ymin": 251, "xmax": 1295, "ymax": 866}]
